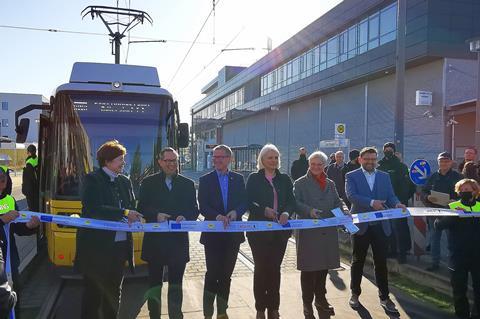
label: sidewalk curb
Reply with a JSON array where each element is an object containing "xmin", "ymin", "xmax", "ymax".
[{"xmin": 338, "ymin": 241, "xmax": 473, "ymax": 299}]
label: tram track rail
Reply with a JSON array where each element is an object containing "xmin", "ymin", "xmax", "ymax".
[
  {"xmin": 237, "ymin": 247, "xmax": 255, "ymax": 272},
  {"xmin": 33, "ymin": 215, "xmax": 267, "ymax": 318},
  {"xmin": 36, "ymin": 276, "xmax": 66, "ymax": 319}
]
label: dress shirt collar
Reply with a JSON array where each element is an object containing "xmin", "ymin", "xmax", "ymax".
[
  {"xmin": 216, "ymin": 169, "xmax": 229, "ymax": 178},
  {"xmin": 361, "ymin": 167, "xmax": 376, "ymax": 176},
  {"xmin": 102, "ymin": 166, "xmax": 118, "ymax": 181}
]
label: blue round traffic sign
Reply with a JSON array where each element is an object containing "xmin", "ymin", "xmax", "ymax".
[{"xmin": 409, "ymin": 159, "xmax": 431, "ymax": 185}]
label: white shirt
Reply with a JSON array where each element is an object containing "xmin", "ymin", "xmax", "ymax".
[
  {"xmin": 361, "ymin": 167, "xmax": 377, "ymax": 208},
  {"xmin": 361, "ymin": 167, "xmax": 376, "ymax": 191}
]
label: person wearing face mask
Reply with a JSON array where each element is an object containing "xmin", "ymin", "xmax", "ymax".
[
  {"xmin": 435, "ymin": 179, "xmax": 480, "ymax": 319},
  {"xmin": 377, "ymin": 142, "xmax": 415, "ymax": 263}
]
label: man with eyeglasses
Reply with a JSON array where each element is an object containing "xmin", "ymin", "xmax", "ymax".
[
  {"xmin": 346, "ymin": 147, "xmax": 406, "ymax": 314},
  {"xmin": 138, "ymin": 147, "xmax": 199, "ymax": 319},
  {"xmin": 198, "ymin": 145, "xmax": 247, "ymax": 319}
]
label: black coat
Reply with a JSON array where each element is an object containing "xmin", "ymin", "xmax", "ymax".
[
  {"xmin": 246, "ymin": 169, "xmax": 296, "ymax": 242},
  {"xmin": 435, "ymin": 202, "xmax": 480, "ymax": 269},
  {"xmin": 76, "ymin": 169, "xmax": 136, "ymax": 273},
  {"xmin": 342, "ymin": 161, "xmax": 360, "ymax": 179},
  {"xmin": 325, "ymin": 163, "xmax": 346, "ymax": 199},
  {"xmin": 377, "ymin": 155, "xmax": 415, "ymax": 204},
  {"xmin": 0, "ymin": 247, "xmax": 15, "ymax": 319},
  {"xmin": 198, "ymin": 170, "xmax": 247, "ymax": 245},
  {"xmin": 22, "ymin": 156, "xmax": 39, "ymax": 211},
  {"xmin": 291, "ymin": 155, "xmax": 308, "ymax": 181},
  {"xmin": 138, "ymin": 172, "xmax": 198, "ymax": 264},
  {"xmin": 421, "ymin": 169, "xmax": 463, "ymax": 208}
]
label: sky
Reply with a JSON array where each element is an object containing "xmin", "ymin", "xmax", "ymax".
[{"xmin": 0, "ymin": 0, "xmax": 342, "ymax": 123}]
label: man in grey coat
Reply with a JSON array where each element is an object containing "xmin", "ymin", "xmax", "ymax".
[{"xmin": 294, "ymin": 151, "xmax": 347, "ymax": 319}]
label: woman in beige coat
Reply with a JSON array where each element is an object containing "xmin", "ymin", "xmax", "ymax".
[{"xmin": 294, "ymin": 151, "xmax": 347, "ymax": 319}]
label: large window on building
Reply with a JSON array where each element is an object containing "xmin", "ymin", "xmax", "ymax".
[
  {"xmin": 320, "ymin": 42, "xmax": 327, "ymax": 71},
  {"xmin": 288, "ymin": 61, "xmax": 294, "ymax": 85},
  {"xmin": 292, "ymin": 57, "xmax": 300, "ymax": 82},
  {"xmin": 259, "ymin": 2, "xmax": 398, "ymax": 96},
  {"xmin": 368, "ymin": 13, "xmax": 380, "ymax": 50},
  {"xmin": 194, "ymin": 87, "xmax": 245, "ymax": 120},
  {"xmin": 339, "ymin": 31, "xmax": 348, "ymax": 62},
  {"xmin": 2, "ymin": 119, "xmax": 8, "ymax": 127},
  {"xmin": 313, "ymin": 46, "xmax": 320, "ymax": 73},
  {"xmin": 347, "ymin": 25, "xmax": 357, "ymax": 59},
  {"xmin": 327, "ymin": 36, "xmax": 338, "ymax": 68},
  {"xmin": 1, "ymin": 102, "xmax": 7, "ymax": 111},
  {"xmin": 380, "ymin": 3, "xmax": 397, "ymax": 45},
  {"xmin": 358, "ymin": 18, "xmax": 369, "ymax": 54}
]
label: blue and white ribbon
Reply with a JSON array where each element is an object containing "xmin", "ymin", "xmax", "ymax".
[
  {"xmin": 331, "ymin": 208, "xmax": 360, "ymax": 233},
  {"xmin": 15, "ymin": 211, "xmax": 354, "ymax": 233},
  {"xmin": 407, "ymin": 207, "xmax": 463, "ymax": 217},
  {"xmin": 168, "ymin": 215, "xmax": 354, "ymax": 233},
  {"xmin": 12, "ymin": 207, "xmax": 479, "ymax": 236},
  {"xmin": 352, "ymin": 208, "xmax": 410, "ymax": 224}
]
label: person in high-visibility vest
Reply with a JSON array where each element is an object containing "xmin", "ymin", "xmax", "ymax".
[
  {"xmin": 435, "ymin": 178, "xmax": 480, "ymax": 319},
  {"xmin": 0, "ymin": 165, "xmax": 12, "ymax": 197},
  {"xmin": 0, "ymin": 168, "xmax": 40, "ymax": 318},
  {"xmin": 22, "ymin": 144, "xmax": 39, "ymax": 212}
]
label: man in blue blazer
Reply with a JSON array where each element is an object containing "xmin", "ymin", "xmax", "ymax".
[
  {"xmin": 198, "ymin": 145, "xmax": 247, "ymax": 319},
  {"xmin": 345, "ymin": 147, "xmax": 406, "ymax": 314}
]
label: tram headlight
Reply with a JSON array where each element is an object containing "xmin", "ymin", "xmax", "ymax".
[{"xmin": 111, "ymin": 81, "xmax": 123, "ymax": 91}]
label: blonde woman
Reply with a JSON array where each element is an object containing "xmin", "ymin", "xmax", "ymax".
[{"xmin": 246, "ymin": 144, "xmax": 296, "ymax": 319}]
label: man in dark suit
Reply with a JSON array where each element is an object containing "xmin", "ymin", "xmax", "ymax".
[
  {"xmin": 138, "ymin": 147, "xmax": 199, "ymax": 319},
  {"xmin": 345, "ymin": 147, "xmax": 406, "ymax": 314},
  {"xmin": 198, "ymin": 145, "xmax": 247, "ymax": 319}
]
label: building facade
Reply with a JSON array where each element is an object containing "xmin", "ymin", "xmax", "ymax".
[
  {"xmin": 191, "ymin": 0, "xmax": 480, "ymax": 173},
  {"xmin": 0, "ymin": 92, "xmax": 47, "ymax": 144}
]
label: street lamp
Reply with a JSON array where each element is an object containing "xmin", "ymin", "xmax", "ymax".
[
  {"xmin": 468, "ymin": 36, "xmax": 480, "ymax": 152},
  {"xmin": 394, "ymin": 0, "xmax": 407, "ymax": 155}
]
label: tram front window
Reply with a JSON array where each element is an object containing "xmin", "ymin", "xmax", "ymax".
[{"xmin": 52, "ymin": 93, "xmax": 170, "ymax": 198}]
